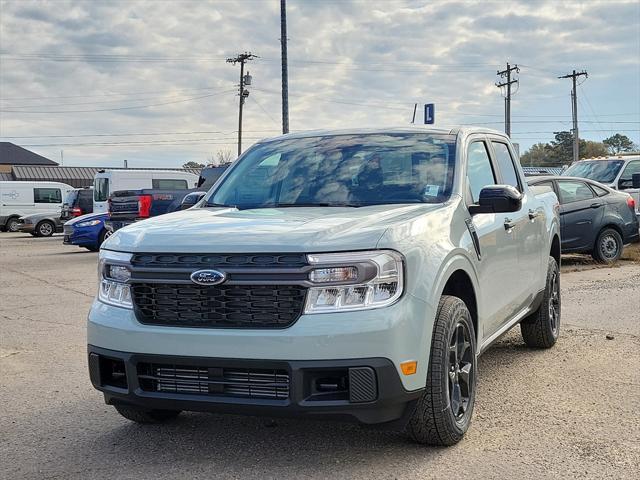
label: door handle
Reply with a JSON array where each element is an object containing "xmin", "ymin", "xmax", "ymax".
[
  {"xmin": 528, "ymin": 209, "xmax": 539, "ymax": 220},
  {"xmin": 504, "ymin": 218, "xmax": 516, "ymax": 231},
  {"xmin": 590, "ymin": 202, "xmax": 602, "ymax": 209}
]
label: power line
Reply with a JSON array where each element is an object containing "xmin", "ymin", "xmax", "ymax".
[
  {"xmin": 249, "ymin": 96, "xmax": 279, "ymax": 126},
  {"xmin": 0, "ymin": 90, "xmax": 235, "ymax": 113},
  {"xmin": 0, "ymin": 86, "xmax": 222, "ymax": 102}
]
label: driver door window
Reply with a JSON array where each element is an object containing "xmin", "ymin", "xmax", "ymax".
[
  {"xmin": 467, "ymin": 141, "xmax": 496, "ymax": 203},
  {"xmin": 619, "ymin": 161, "xmax": 640, "ymax": 189}
]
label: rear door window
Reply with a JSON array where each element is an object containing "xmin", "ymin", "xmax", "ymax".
[
  {"xmin": 152, "ymin": 179, "xmax": 188, "ymax": 190},
  {"xmin": 557, "ymin": 180, "xmax": 595, "ymax": 204},
  {"xmin": 34, "ymin": 188, "xmax": 62, "ymax": 203},
  {"xmin": 591, "ymin": 184, "xmax": 609, "ymax": 197},
  {"xmin": 491, "ymin": 141, "xmax": 521, "ymax": 190}
]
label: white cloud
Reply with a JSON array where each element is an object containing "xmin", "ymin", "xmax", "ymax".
[{"xmin": 0, "ymin": 0, "xmax": 638, "ymax": 167}]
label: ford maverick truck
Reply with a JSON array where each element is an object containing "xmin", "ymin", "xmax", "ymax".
[{"xmin": 88, "ymin": 127, "xmax": 560, "ymax": 446}]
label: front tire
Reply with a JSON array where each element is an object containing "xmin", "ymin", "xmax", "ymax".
[
  {"xmin": 98, "ymin": 228, "xmax": 110, "ymax": 246},
  {"xmin": 114, "ymin": 404, "xmax": 181, "ymax": 424},
  {"xmin": 592, "ymin": 228, "xmax": 623, "ymax": 263},
  {"xmin": 520, "ymin": 256, "xmax": 561, "ymax": 348},
  {"xmin": 36, "ymin": 220, "xmax": 55, "ymax": 237},
  {"xmin": 406, "ymin": 295, "xmax": 477, "ymax": 446}
]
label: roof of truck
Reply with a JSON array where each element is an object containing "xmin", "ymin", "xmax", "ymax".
[{"xmin": 257, "ymin": 126, "xmax": 506, "ymax": 143}]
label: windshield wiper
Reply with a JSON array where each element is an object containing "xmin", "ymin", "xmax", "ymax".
[
  {"xmin": 263, "ymin": 202, "xmax": 362, "ymax": 208},
  {"xmin": 204, "ymin": 202, "xmax": 238, "ymax": 209}
]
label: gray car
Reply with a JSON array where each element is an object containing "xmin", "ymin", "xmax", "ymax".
[
  {"xmin": 528, "ymin": 176, "xmax": 640, "ymax": 262},
  {"xmin": 17, "ymin": 212, "xmax": 64, "ymax": 237}
]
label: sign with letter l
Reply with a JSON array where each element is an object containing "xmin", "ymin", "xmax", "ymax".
[{"xmin": 424, "ymin": 103, "xmax": 435, "ymax": 124}]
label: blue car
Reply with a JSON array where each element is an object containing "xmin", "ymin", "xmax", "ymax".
[{"xmin": 63, "ymin": 212, "xmax": 110, "ymax": 251}]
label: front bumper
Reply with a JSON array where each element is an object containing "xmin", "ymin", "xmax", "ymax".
[
  {"xmin": 64, "ymin": 225, "xmax": 101, "ymax": 247},
  {"xmin": 88, "ymin": 293, "xmax": 434, "ymax": 392},
  {"xmin": 18, "ymin": 223, "xmax": 35, "ymax": 233},
  {"xmin": 88, "ymin": 345, "xmax": 422, "ymax": 425}
]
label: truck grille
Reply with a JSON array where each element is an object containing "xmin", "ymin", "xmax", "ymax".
[
  {"xmin": 131, "ymin": 283, "xmax": 307, "ymax": 328},
  {"xmin": 131, "ymin": 253, "xmax": 308, "ymax": 269},
  {"xmin": 137, "ymin": 363, "xmax": 290, "ymax": 399}
]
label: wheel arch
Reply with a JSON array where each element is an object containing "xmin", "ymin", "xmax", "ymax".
[
  {"xmin": 440, "ymin": 270, "xmax": 478, "ymax": 346},
  {"xmin": 432, "ymin": 253, "xmax": 480, "ymax": 345},
  {"xmin": 4, "ymin": 214, "xmax": 20, "ymax": 227},
  {"xmin": 550, "ymin": 234, "xmax": 560, "ymax": 266},
  {"xmin": 597, "ymin": 223, "xmax": 624, "ymax": 241}
]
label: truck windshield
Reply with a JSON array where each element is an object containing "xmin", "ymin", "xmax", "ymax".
[
  {"xmin": 205, "ymin": 133, "xmax": 456, "ymax": 209},
  {"xmin": 562, "ymin": 160, "xmax": 624, "ymax": 184}
]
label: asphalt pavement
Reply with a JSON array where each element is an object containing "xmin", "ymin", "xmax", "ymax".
[{"xmin": 1, "ymin": 233, "xmax": 638, "ymax": 479}]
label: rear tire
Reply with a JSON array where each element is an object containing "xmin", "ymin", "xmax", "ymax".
[
  {"xmin": 5, "ymin": 217, "xmax": 20, "ymax": 232},
  {"xmin": 592, "ymin": 228, "xmax": 623, "ymax": 263},
  {"xmin": 521, "ymin": 256, "xmax": 561, "ymax": 348},
  {"xmin": 114, "ymin": 404, "xmax": 181, "ymax": 424},
  {"xmin": 36, "ymin": 220, "xmax": 55, "ymax": 237},
  {"xmin": 406, "ymin": 295, "xmax": 477, "ymax": 446}
]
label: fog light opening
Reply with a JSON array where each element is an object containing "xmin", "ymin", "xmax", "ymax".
[{"xmin": 99, "ymin": 356, "xmax": 128, "ymax": 389}]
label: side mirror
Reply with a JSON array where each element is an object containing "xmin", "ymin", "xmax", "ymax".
[
  {"xmin": 469, "ymin": 185, "xmax": 522, "ymax": 215},
  {"xmin": 180, "ymin": 192, "xmax": 206, "ymax": 210},
  {"xmin": 632, "ymin": 173, "xmax": 640, "ymax": 189}
]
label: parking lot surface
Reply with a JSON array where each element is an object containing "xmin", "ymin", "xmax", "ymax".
[{"xmin": 1, "ymin": 233, "xmax": 639, "ymax": 479}]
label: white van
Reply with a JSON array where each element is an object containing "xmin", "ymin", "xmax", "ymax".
[
  {"xmin": 1, "ymin": 181, "xmax": 74, "ymax": 232},
  {"xmin": 92, "ymin": 170, "xmax": 199, "ymax": 214}
]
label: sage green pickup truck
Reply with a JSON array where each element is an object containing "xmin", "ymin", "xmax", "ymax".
[{"xmin": 88, "ymin": 127, "xmax": 560, "ymax": 446}]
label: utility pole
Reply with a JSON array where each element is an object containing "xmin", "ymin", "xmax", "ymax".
[
  {"xmin": 227, "ymin": 52, "xmax": 256, "ymax": 157},
  {"xmin": 280, "ymin": 0, "xmax": 289, "ymax": 134},
  {"xmin": 496, "ymin": 63, "xmax": 519, "ymax": 137},
  {"xmin": 558, "ymin": 69, "xmax": 588, "ymax": 163}
]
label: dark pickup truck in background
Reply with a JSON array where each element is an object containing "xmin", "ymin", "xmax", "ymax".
[{"xmin": 106, "ymin": 164, "xmax": 229, "ymax": 232}]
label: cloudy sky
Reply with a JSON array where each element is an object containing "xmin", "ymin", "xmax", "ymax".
[{"xmin": 0, "ymin": 0, "xmax": 638, "ymax": 168}]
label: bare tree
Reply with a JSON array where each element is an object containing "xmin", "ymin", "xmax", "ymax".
[{"xmin": 206, "ymin": 149, "xmax": 235, "ymax": 166}]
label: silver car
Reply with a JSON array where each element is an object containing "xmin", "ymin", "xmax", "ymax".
[{"xmin": 18, "ymin": 212, "xmax": 64, "ymax": 237}]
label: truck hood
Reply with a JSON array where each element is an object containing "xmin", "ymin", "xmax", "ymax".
[{"xmin": 104, "ymin": 204, "xmax": 443, "ymax": 253}]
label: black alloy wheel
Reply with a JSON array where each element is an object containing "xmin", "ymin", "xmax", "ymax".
[{"xmin": 448, "ymin": 321, "xmax": 474, "ymax": 422}]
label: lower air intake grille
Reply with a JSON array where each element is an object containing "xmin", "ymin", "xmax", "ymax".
[{"xmin": 137, "ymin": 363, "xmax": 290, "ymax": 400}]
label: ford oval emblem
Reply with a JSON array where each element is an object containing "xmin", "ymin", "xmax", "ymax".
[{"xmin": 190, "ymin": 269, "xmax": 227, "ymax": 286}]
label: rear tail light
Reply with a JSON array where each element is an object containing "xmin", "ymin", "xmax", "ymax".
[
  {"xmin": 627, "ymin": 196, "xmax": 636, "ymax": 211},
  {"xmin": 138, "ymin": 194, "xmax": 153, "ymax": 218},
  {"xmin": 71, "ymin": 207, "xmax": 83, "ymax": 217}
]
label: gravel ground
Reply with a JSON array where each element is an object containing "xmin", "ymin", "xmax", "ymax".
[{"xmin": 1, "ymin": 233, "xmax": 639, "ymax": 480}]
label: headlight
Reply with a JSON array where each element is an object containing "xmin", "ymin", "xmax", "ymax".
[
  {"xmin": 98, "ymin": 250, "xmax": 133, "ymax": 309},
  {"xmin": 77, "ymin": 219, "xmax": 101, "ymax": 227},
  {"xmin": 304, "ymin": 250, "xmax": 404, "ymax": 313}
]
